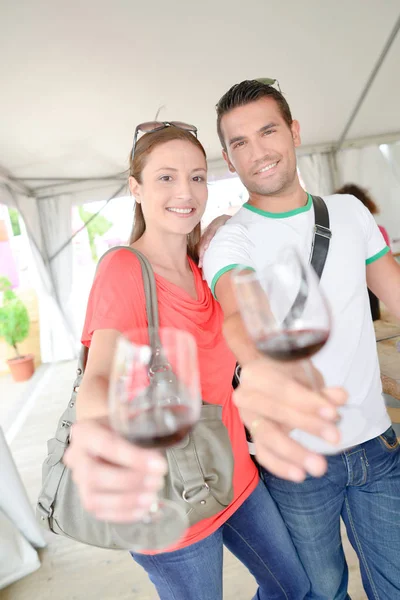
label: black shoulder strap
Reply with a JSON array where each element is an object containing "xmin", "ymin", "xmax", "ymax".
[
  {"xmin": 310, "ymin": 195, "xmax": 331, "ymax": 279},
  {"xmin": 282, "ymin": 195, "xmax": 332, "ymax": 325}
]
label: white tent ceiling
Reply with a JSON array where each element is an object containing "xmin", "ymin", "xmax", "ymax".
[{"xmin": 1, "ymin": 0, "xmax": 400, "ymax": 191}]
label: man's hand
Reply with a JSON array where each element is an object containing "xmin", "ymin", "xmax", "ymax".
[
  {"xmin": 234, "ymin": 359, "xmax": 347, "ymax": 482},
  {"xmin": 198, "ymin": 214, "xmax": 231, "ymax": 268}
]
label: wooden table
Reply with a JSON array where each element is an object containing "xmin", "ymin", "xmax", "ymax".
[{"xmin": 374, "ymin": 316, "xmax": 400, "ymax": 402}]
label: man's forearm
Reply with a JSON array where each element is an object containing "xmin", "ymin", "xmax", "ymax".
[{"xmin": 223, "ymin": 311, "xmax": 260, "ymax": 365}]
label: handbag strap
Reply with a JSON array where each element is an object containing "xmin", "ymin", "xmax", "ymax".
[
  {"xmin": 123, "ymin": 247, "xmax": 162, "ymax": 350},
  {"xmin": 77, "ymin": 245, "xmax": 163, "ymax": 379}
]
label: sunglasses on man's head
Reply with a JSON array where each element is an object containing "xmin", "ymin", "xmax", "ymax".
[
  {"xmin": 131, "ymin": 121, "xmax": 198, "ymax": 160},
  {"xmin": 256, "ymin": 78, "xmax": 282, "ymax": 93}
]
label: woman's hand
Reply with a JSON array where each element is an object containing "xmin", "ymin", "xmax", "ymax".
[
  {"xmin": 64, "ymin": 418, "xmax": 168, "ymax": 522},
  {"xmin": 198, "ymin": 214, "xmax": 231, "ymax": 268},
  {"xmin": 234, "ymin": 358, "xmax": 347, "ymax": 482}
]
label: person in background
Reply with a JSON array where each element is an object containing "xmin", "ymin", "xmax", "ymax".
[{"xmin": 336, "ymin": 183, "xmax": 391, "ymax": 320}]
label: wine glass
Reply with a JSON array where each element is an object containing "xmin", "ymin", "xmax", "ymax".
[
  {"xmin": 232, "ymin": 247, "xmax": 367, "ymax": 452},
  {"xmin": 108, "ymin": 327, "xmax": 201, "ymax": 551},
  {"xmin": 232, "ymin": 246, "xmax": 331, "ymax": 375},
  {"xmin": 232, "ymin": 247, "xmax": 334, "ymax": 450}
]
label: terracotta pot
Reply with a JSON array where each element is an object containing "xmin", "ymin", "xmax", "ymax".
[{"xmin": 7, "ymin": 354, "xmax": 35, "ymax": 382}]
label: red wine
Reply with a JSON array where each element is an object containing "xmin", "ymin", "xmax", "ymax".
[
  {"xmin": 257, "ymin": 328, "xmax": 329, "ymax": 361},
  {"xmin": 124, "ymin": 404, "xmax": 194, "ymax": 449}
]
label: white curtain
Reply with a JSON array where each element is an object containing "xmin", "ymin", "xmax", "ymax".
[
  {"xmin": 37, "ymin": 195, "xmax": 77, "ymax": 341},
  {"xmin": 0, "ymin": 185, "xmax": 77, "ymax": 362},
  {"xmin": 336, "ymin": 143, "xmax": 400, "ymax": 242},
  {"xmin": 297, "ymin": 152, "xmax": 335, "ymax": 196},
  {"xmin": 388, "ymin": 141, "xmax": 400, "ymax": 185},
  {"xmin": 0, "ymin": 179, "xmax": 128, "ymax": 363}
]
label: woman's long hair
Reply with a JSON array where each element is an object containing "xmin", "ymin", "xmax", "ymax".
[{"xmin": 128, "ymin": 126, "xmax": 207, "ymax": 263}]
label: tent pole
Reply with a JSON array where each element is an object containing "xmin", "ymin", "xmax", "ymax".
[
  {"xmin": 36, "ymin": 180, "xmax": 127, "ymax": 201},
  {"xmin": 16, "ymin": 175, "xmax": 125, "ymax": 183},
  {"xmin": 34, "ymin": 175, "xmax": 126, "ymax": 192},
  {"xmin": 4, "ymin": 184, "xmax": 46, "ymax": 264},
  {"xmin": 336, "ymin": 13, "xmax": 400, "ymax": 150},
  {"xmin": 0, "ymin": 165, "xmax": 33, "ymax": 197}
]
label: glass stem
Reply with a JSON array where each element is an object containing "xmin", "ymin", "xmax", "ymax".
[
  {"xmin": 142, "ymin": 453, "xmax": 166, "ymax": 522},
  {"xmin": 149, "ymin": 499, "xmax": 160, "ymax": 514},
  {"xmin": 141, "ymin": 497, "xmax": 160, "ymax": 524},
  {"xmin": 302, "ymin": 359, "xmax": 319, "ymax": 392}
]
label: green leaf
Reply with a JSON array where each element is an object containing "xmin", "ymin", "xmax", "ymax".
[
  {"xmin": 0, "ymin": 276, "xmax": 13, "ymax": 293},
  {"xmin": 78, "ymin": 206, "xmax": 113, "ymax": 261},
  {"xmin": 8, "ymin": 208, "xmax": 22, "ymax": 236}
]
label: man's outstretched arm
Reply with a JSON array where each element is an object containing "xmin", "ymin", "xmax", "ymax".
[{"xmin": 214, "ymin": 271, "xmax": 346, "ymax": 481}]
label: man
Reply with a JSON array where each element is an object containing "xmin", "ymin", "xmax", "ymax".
[{"xmin": 202, "ymin": 79, "xmax": 400, "ymax": 599}]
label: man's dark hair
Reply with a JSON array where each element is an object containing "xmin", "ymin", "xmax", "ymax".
[{"xmin": 216, "ymin": 79, "xmax": 293, "ymax": 150}]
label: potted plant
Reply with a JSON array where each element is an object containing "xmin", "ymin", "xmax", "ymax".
[{"xmin": 0, "ymin": 276, "xmax": 35, "ymax": 382}]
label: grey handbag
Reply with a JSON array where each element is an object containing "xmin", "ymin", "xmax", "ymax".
[{"xmin": 36, "ymin": 247, "xmax": 234, "ymax": 549}]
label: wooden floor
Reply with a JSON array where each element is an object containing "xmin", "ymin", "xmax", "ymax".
[{"xmin": 0, "ymin": 361, "xmax": 373, "ymax": 600}]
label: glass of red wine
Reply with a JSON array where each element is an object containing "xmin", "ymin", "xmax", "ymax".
[
  {"xmin": 232, "ymin": 247, "xmax": 331, "ymax": 385},
  {"xmin": 108, "ymin": 327, "xmax": 201, "ymax": 551}
]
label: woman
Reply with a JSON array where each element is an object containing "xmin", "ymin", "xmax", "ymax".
[
  {"xmin": 63, "ymin": 122, "xmax": 311, "ymax": 599},
  {"xmin": 335, "ymin": 183, "xmax": 391, "ymax": 320}
]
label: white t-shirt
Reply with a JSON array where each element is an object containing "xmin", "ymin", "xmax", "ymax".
[{"xmin": 203, "ymin": 193, "xmax": 391, "ymax": 453}]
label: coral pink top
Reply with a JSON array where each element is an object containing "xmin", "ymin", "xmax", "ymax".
[{"xmin": 81, "ymin": 248, "xmax": 258, "ymax": 551}]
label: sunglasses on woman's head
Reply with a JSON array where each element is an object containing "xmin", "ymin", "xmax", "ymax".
[{"xmin": 131, "ymin": 121, "xmax": 198, "ymax": 160}]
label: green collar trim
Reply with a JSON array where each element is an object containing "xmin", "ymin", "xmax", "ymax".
[{"xmin": 243, "ymin": 193, "xmax": 312, "ymax": 219}]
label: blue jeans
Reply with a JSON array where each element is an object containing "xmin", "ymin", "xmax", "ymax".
[
  {"xmin": 262, "ymin": 426, "xmax": 400, "ymax": 600},
  {"xmin": 131, "ymin": 479, "xmax": 310, "ymax": 599}
]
